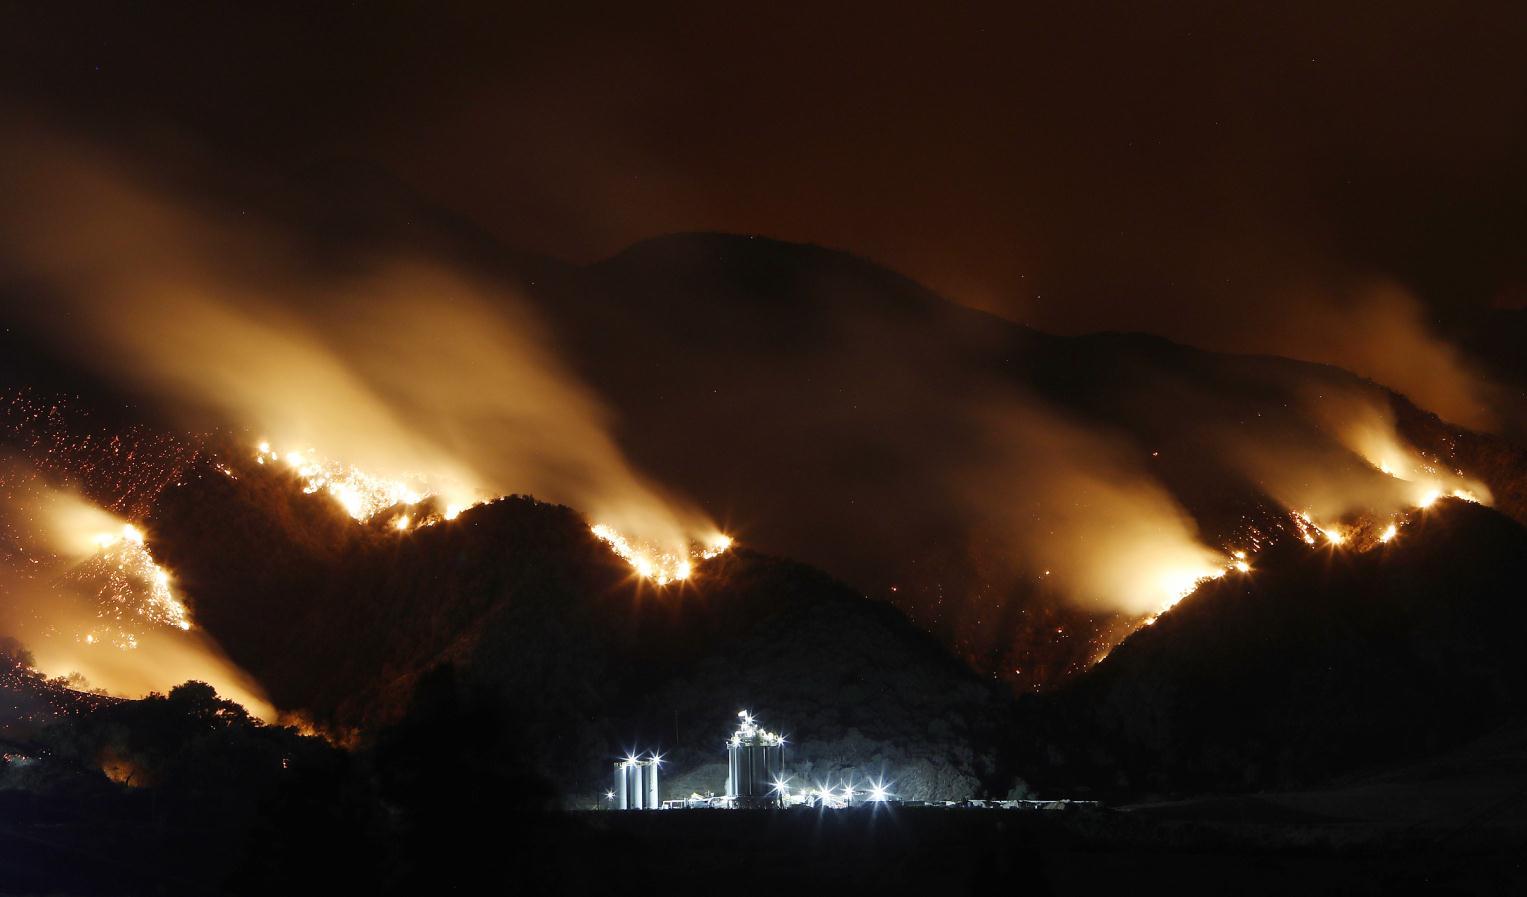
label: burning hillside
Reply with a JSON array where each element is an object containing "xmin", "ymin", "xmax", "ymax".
[
  {"xmin": 131, "ymin": 453, "xmax": 1004, "ymax": 798},
  {"xmin": 0, "ymin": 134, "xmax": 732, "ymax": 596},
  {"xmin": 1032, "ymin": 497, "xmax": 1527, "ymax": 796},
  {"xmin": 0, "ymin": 452, "xmax": 269, "ymax": 718},
  {"xmin": 4, "ymin": 138, "xmax": 1527, "ymax": 724},
  {"xmin": 243, "ymin": 438, "xmax": 734, "ymax": 583}
]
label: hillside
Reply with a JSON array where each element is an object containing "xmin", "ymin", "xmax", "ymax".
[
  {"xmin": 144, "ymin": 453, "xmax": 1011, "ymax": 801},
  {"xmin": 7, "ymin": 220, "xmax": 1527, "ymax": 805},
  {"xmin": 510, "ymin": 232, "xmax": 1527, "ymax": 686},
  {"xmin": 1030, "ymin": 498, "xmax": 1527, "ymax": 797}
]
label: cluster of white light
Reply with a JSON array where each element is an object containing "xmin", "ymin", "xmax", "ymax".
[
  {"xmin": 771, "ymin": 774, "xmax": 890, "ymax": 808},
  {"xmin": 728, "ymin": 709, "xmax": 784, "ymax": 748},
  {"xmin": 623, "ymin": 750, "xmax": 665, "ymax": 767}
]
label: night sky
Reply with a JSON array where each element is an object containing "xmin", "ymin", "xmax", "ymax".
[{"xmin": 5, "ymin": 2, "xmax": 1524, "ymax": 337}]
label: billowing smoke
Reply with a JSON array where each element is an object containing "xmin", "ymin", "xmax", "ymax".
[
  {"xmin": 0, "ymin": 126, "xmax": 719, "ymax": 560},
  {"xmin": 0, "ymin": 466, "xmax": 272, "ymax": 717},
  {"xmin": 1217, "ymin": 383, "xmax": 1492, "ymax": 529},
  {"xmin": 955, "ymin": 401, "xmax": 1227, "ymax": 616},
  {"xmin": 1229, "ymin": 281, "xmax": 1499, "ymax": 434},
  {"xmin": 0, "ymin": 122, "xmax": 1506, "ymax": 699}
]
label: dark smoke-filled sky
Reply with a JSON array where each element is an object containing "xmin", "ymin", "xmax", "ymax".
[{"xmin": 3, "ymin": 1, "xmax": 1527, "ymax": 427}]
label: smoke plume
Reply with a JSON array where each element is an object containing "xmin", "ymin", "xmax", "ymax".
[
  {"xmin": 0, "ymin": 127, "xmax": 717, "ymax": 557},
  {"xmin": 0, "ymin": 466, "xmax": 272, "ymax": 717},
  {"xmin": 949, "ymin": 400, "xmax": 1226, "ymax": 616}
]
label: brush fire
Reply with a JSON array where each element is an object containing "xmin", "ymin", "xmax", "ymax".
[
  {"xmin": 251, "ymin": 440, "xmax": 735, "ymax": 582},
  {"xmin": 589, "ymin": 523, "xmax": 734, "ymax": 585}
]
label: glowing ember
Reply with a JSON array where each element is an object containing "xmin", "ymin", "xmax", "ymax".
[
  {"xmin": 1379, "ymin": 523, "xmax": 1398, "ymax": 543},
  {"xmin": 590, "ymin": 523, "xmax": 734, "ymax": 585},
  {"xmin": 699, "ymin": 533, "xmax": 733, "ymax": 558},
  {"xmin": 1291, "ymin": 510, "xmax": 1347, "ymax": 547},
  {"xmin": 81, "ymin": 523, "xmax": 192, "ymax": 638}
]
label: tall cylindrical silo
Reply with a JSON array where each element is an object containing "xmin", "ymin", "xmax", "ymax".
[{"xmin": 726, "ymin": 743, "xmax": 739, "ymax": 798}]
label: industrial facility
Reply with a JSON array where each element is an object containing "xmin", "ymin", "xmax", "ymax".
[
  {"xmin": 725, "ymin": 710, "xmax": 786, "ymax": 808},
  {"xmin": 608, "ymin": 709, "xmax": 895, "ymax": 811},
  {"xmin": 609, "ymin": 709, "xmax": 1096, "ymax": 812},
  {"xmin": 611, "ymin": 710, "xmax": 785, "ymax": 811},
  {"xmin": 611, "ymin": 754, "xmax": 661, "ymax": 810}
]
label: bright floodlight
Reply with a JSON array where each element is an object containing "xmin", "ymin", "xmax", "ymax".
[{"xmin": 868, "ymin": 778, "xmax": 890, "ymax": 802}]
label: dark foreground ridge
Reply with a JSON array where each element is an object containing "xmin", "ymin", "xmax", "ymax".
[
  {"xmin": 1025, "ymin": 498, "xmax": 1527, "ymax": 799},
  {"xmin": 145, "ymin": 451, "xmax": 1013, "ymax": 803}
]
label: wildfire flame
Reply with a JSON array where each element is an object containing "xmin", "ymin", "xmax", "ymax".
[
  {"xmin": 1333, "ymin": 403, "xmax": 1492, "ymax": 512},
  {"xmin": 256, "ymin": 442, "xmax": 448, "ymax": 522},
  {"xmin": 1289, "ymin": 472, "xmax": 1483, "ymax": 556},
  {"xmin": 252, "ymin": 441, "xmax": 735, "ymax": 585},
  {"xmin": 1141, "ymin": 552, "xmax": 1249, "ymax": 624},
  {"xmin": 1138, "ymin": 463, "xmax": 1485, "ymax": 628},
  {"xmin": 87, "ymin": 523, "xmax": 191, "ymax": 634},
  {"xmin": 589, "ymin": 523, "xmax": 732, "ymax": 585}
]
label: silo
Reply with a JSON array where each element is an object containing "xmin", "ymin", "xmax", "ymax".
[
  {"xmin": 643, "ymin": 758, "xmax": 660, "ymax": 809},
  {"xmin": 613, "ymin": 761, "xmax": 629, "ymax": 810},
  {"xmin": 724, "ymin": 710, "xmax": 787, "ymax": 807},
  {"xmin": 626, "ymin": 761, "xmax": 643, "ymax": 809}
]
